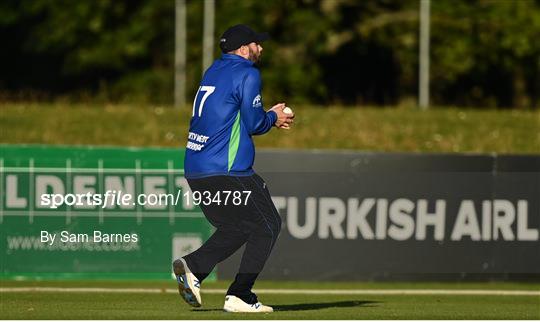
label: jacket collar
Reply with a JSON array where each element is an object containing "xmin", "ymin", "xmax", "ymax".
[{"xmin": 221, "ymin": 53, "xmax": 254, "ymax": 65}]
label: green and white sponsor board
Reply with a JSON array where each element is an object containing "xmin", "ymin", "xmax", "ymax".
[{"xmin": 0, "ymin": 144, "xmax": 213, "ymax": 280}]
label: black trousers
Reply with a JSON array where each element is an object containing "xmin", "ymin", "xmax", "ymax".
[{"xmin": 183, "ymin": 173, "xmax": 281, "ymax": 304}]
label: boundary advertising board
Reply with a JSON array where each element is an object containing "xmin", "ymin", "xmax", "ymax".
[
  {"xmin": 219, "ymin": 150, "xmax": 540, "ymax": 281},
  {"xmin": 0, "ymin": 145, "xmax": 212, "ymax": 280}
]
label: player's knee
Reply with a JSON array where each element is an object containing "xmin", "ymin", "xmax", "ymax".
[
  {"xmin": 258, "ymin": 226, "xmax": 274, "ymax": 240},
  {"xmin": 255, "ymin": 223, "xmax": 279, "ymax": 241},
  {"xmin": 269, "ymin": 221, "xmax": 281, "ymax": 242}
]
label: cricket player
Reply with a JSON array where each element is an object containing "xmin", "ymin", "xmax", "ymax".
[{"xmin": 173, "ymin": 24, "xmax": 294, "ymax": 313}]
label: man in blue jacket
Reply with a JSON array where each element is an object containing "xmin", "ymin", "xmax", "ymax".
[{"xmin": 173, "ymin": 24, "xmax": 294, "ymax": 313}]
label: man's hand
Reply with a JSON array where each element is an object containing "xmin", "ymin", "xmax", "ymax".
[{"xmin": 270, "ymin": 103, "xmax": 294, "ymax": 130}]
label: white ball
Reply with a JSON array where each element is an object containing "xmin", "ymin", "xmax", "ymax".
[{"xmin": 283, "ymin": 106, "xmax": 293, "ymax": 114}]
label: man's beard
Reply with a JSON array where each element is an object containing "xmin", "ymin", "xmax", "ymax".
[{"xmin": 248, "ymin": 47, "xmax": 261, "ymax": 63}]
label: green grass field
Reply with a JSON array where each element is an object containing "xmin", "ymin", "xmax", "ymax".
[
  {"xmin": 1, "ymin": 102, "xmax": 539, "ymax": 153},
  {"xmin": 1, "ymin": 280, "xmax": 539, "ymax": 319},
  {"xmin": 1, "ymin": 104, "xmax": 539, "ymax": 319}
]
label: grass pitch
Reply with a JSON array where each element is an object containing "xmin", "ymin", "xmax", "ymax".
[
  {"xmin": 1, "ymin": 280, "xmax": 539, "ymax": 319},
  {"xmin": 1, "ymin": 102, "xmax": 539, "ymax": 153}
]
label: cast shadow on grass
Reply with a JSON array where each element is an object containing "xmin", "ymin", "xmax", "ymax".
[
  {"xmin": 193, "ymin": 300, "xmax": 380, "ymax": 312},
  {"xmin": 273, "ymin": 300, "xmax": 380, "ymax": 311}
]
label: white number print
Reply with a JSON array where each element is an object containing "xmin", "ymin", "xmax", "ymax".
[{"xmin": 192, "ymin": 86, "xmax": 216, "ymax": 117}]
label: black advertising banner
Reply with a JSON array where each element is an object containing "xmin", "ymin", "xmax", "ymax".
[{"xmin": 218, "ymin": 151, "xmax": 540, "ymax": 281}]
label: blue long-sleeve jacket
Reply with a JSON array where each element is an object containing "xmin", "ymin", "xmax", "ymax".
[{"xmin": 184, "ymin": 54, "xmax": 277, "ymax": 178}]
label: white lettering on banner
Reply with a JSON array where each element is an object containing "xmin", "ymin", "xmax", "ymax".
[
  {"xmin": 482, "ymin": 200, "xmax": 492, "ymax": 241},
  {"xmin": 388, "ymin": 198, "xmax": 415, "ymax": 241},
  {"xmin": 451, "ymin": 200, "xmax": 481, "ymax": 241},
  {"xmin": 493, "ymin": 199, "xmax": 515, "ymax": 240},
  {"xmin": 2, "ymin": 172, "xmax": 537, "ymax": 242},
  {"xmin": 278, "ymin": 197, "xmax": 317, "ymax": 239},
  {"xmin": 6, "ymin": 175, "xmax": 27, "ymax": 208},
  {"xmin": 375, "ymin": 199, "xmax": 388, "ymax": 240},
  {"xmin": 273, "ymin": 197, "xmax": 539, "ymax": 241},
  {"xmin": 347, "ymin": 198, "xmax": 375, "ymax": 239},
  {"xmin": 73, "ymin": 176, "xmax": 96, "ymax": 209},
  {"xmin": 318, "ymin": 197, "xmax": 346, "ymax": 239},
  {"xmin": 517, "ymin": 200, "xmax": 539, "ymax": 240},
  {"xmin": 416, "ymin": 199, "xmax": 446, "ymax": 241},
  {"xmin": 0, "ymin": 171, "xmax": 198, "ymax": 230},
  {"xmin": 36, "ymin": 175, "xmax": 64, "ymax": 208}
]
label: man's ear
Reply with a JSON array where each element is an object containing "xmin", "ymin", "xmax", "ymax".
[{"xmin": 240, "ymin": 45, "xmax": 249, "ymax": 55}]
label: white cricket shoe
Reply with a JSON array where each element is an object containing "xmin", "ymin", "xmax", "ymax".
[
  {"xmin": 223, "ymin": 295, "xmax": 273, "ymax": 313},
  {"xmin": 172, "ymin": 258, "xmax": 202, "ymax": 307}
]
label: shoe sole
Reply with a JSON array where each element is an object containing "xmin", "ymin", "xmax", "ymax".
[
  {"xmin": 223, "ymin": 299, "xmax": 273, "ymax": 313},
  {"xmin": 223, "ymin": 307, "xmax": 273, "ymax": 313},
  {"xmin": 173, "ymin": 259, "xmax": 201, "ymax": 307}
]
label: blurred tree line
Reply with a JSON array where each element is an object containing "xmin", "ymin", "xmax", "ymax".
[{"xmin": 1, "ymin": 0, "xmax": 539, "ymax": 108}]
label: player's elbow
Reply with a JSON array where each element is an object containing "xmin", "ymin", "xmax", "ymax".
[
  {"xmin": 246, "ymin": 121, "xmax": 268, "ymax": 135},
  {"xmin": 251, "ymin": 125, "xmax": 272, "ymax": 136}
]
